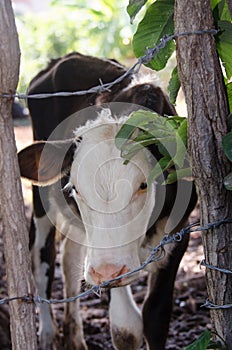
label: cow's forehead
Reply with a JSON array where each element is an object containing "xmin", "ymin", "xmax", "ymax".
[
  {"xmin": 71, "ymin": 121, "xmax": 152, "ymax": 186},
  {"xmin": 70, "ymin": 120, "xmax": 153, "ymax": 211}
]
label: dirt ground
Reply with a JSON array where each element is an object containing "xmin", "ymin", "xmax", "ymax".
[{"xmin": 0, "ymin": 121, "xmax": 210, "ymax": 349}]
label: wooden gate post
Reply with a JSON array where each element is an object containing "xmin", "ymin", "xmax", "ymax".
[{"xmin": 0, "ymin": 1, "xmax": 37, "ymax": 349}]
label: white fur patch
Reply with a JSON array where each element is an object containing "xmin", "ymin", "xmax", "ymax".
[
  {"xmin": 110, "ymin": 286, "xmax": 143, "ymax": 349},
  {"xmin": 68, "ymin": 110, "xmax": 157, "ymax": 284}
]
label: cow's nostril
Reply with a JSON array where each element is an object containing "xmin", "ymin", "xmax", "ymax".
[
  {"xmin": 90, "ymin": 267, "xmax": 102, "ymax": 281},
  {"xmin": 89, "ymin": 264, "xmax": 130, "ymax": 284},
  {"xmin": 111, "ymin": 265, "xmax": 129, "ymax": 278}
]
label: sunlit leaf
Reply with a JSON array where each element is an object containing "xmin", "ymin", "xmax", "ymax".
[
  {"xmin": 211, "ymin": 0, "xmax": 231, "ymax": 21},
  {"xmin": 116, "ymin": 109, "xmax": 177, "ymax": 146},
  {"xmin": 116, "ymin": 111, "xmax": 189, "ymax": 185},
  {"xmin": 168, "ymin": 66, "xmax": 181, "ymax": 104},
  {"xmin": 115, "ymin": 110, "xmax": 158, "ymax": 149},
  {"xmin": 216, "ymin": 21, "xmax": 232, "ymax": 79},
  {"xmin": 127, "ymin": 0, "xmax": 148, "ymax": 23},
  {"xmin": 16, "ymin": 0, "xmax": 133, "ymax": 92},
  {"xmin": 173, "ymin": 119, "xmax": 188, "ymax": 167},
  {"xmin": 210, "ymin": 0, "xmax": 222, "ymax": 11},
  {"xmin": 133, "ymin": 0, "xmax": 175, "ymax": 71}
]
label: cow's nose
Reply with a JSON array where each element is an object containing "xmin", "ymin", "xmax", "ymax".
[{"xmin": 89, "ymin": 264, "xmax": 129, "ymax": 285}]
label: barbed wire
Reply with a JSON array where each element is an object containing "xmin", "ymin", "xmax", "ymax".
[
  {"xmin": 200, "ymin": 256, "xmax": 232, "ymax": 310},
  {"xmin": 0, "ymin": 28, "xmax": 218, "ymax": 101},
  {"xmin": 201, "ymin": 300, "xmax": 232, "ymax": 310},
  {"xmin": 0, "ymin": 26, "xmax": 227, "ymax": 311},
  {"xmin": 0, "ymin": 218, "xmax": 232, "ymax": 310},
  {"xmin": 201, "ymin": 259, "xmax": 232, "ymax": 275}
]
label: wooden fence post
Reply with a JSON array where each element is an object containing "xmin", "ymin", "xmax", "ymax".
[
  {"xmin": 175, "ymin": 0, "xmax": 232, "ymax": 347},
  {"xmin": 0, "ymin": 1, "xmax": 37, "ymax": 349}
]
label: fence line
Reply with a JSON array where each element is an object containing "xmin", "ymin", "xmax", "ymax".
[
  {"xmin": 0, "ymin": 27, "xmax": 228, "ymax": 310},
  {"xmin": 0, "ymin": 29, "xmax": 218, "ymax": 101},
  {"xmin": 0, "ymin": 218, "xmax": 232, "ymax": 309},
  {"xmin": 201, "ymin": 259, "xmax": 232, "ymax": 275},
  {"xmin": 201, "ymin": 300, "xmax": 232, "ymax": 310}
]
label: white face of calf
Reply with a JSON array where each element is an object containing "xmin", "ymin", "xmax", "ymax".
[
  {"xmin": 18, "ymin": 112, "xmax": 156, "ymax": 287},
  {"xmin": 69, "ymin": 118, "xmax": 156, "ymax": 286}
]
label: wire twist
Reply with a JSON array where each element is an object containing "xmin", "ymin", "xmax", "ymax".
[
  {"xmin": 0, "ymin": 29, "xmax": 218, "ymax": 101},
  {"xmin": 1, "ymin": 217, "xmax": 232, "ymax": 309}
]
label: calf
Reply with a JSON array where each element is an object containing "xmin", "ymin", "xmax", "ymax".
[{"xmin": 18, "ymin": 53, "xmax": 197, "ymax": 350}]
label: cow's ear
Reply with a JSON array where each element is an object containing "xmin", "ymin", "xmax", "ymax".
[{"xmin": 18, "ymin": 139, "xmax": 77, "ymax": 185}]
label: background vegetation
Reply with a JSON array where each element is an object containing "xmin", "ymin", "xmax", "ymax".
[
  {"xmin": 15, "ymin": 0, "xmax": 139, "ymax": 92},
  {"xmin": 10, "ymin": 0, "xmax": 232, "ymax": 348}
]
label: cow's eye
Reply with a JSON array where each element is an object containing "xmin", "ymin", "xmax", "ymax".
[
  {"xmin": 140, "ymin": 182, "xmax": 147, "ymax": 190},
  {"xmin": 139, "ymin": 182, "xmax": 147, "ymax": 192}
]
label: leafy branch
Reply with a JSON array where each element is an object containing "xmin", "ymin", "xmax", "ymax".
[
  {"xmin": 116, "ymin": 110, "xmax": 190, "ymax": 186},
  {"xmin": 128, "ymin": 0, "xmax": 232, "ymax": 101},
  {"xmin": 117, "ymin": 0, "xmax": 232, "ymax": 191}
]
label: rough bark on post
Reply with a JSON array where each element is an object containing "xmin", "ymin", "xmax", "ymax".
[
  {"xmin": 175, "ymin": 0, "xmax": 232, "ymax": 347},
  {"xmin": 0, "ymin": 1, "xmax": 37, "ymax": 349}
]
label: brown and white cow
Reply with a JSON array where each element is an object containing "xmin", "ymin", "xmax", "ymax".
[{"xmin": 18, "ymin": 52, "xmax": 197, "ymax": 350}]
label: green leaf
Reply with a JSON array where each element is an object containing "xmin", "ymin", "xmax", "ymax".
[
  {"xmin": 115, "ymin": 123, "xmax": 137, "ymax": 150},
  {"xmin": 216, "ymin": 21, "xmax": 232, "ymax": 79},
  {"xmin": 132, "ymin": 0, "xmax": 175, "ymax": 71},
  {"xmin": 173, "ymin": 119, "xmax": 188, "ymax": 167},
  {"xmin": 182, "ymin": 330, "xmax": 211, "ymax": 350},
  {"xmin": 176, "ymin": 118, "xmax": 187, "ymax": 146},
  {"xmin": 222, "ymin": 131, "xmax": 232, "ymax": 161},
  {"xmin": 168, "ymin": 66, "xmax": 181, "ymax": 104},
  {"xmin": 158, "ymin": 141, "xmax": 176, "ymax": 158},
  {"xmin": 212, "ymin": 2, "xmax": 232, "ymax": 80},
  {"xmin": 147, "ymin": 156, "xmax": 173, "ymax": 186},
  {"xmin": 120, "ymin": 136, "xmax": 161, "ymax": 160},
  {"xmin": 115, "ymin": 110, "xmax": 158, "ymax": 149},
  {"xmin": 127, "ymin": 0, "xmax": 147, "ymax": 24},
  {"xmin": 116, "ymin": 110, "xmax": 176, "ymax": 141},
  {"xmin": 116, "ymin": 111, "xmax": 189, "ymax": 185},
  {"xmin": 224, "ymin": 172, "xmax": 232, "ymax": 190},
  {"xmin": 165, "ymin": 167, "xmax": 192, "ymax": 184},
  {"xmin": 116, "ymin": 111, "xmax": 186, "ymax": 156},
  {"xmin": 211, "ymin": 0, "xmax": 231, "ymax": 21},
  {"xmin": 227, "ymin": 82, "xmax": 232, "ymax": 113},
  {"xmin": 210, "ymin": 0, "xmax": 222, "ymax": 11}
]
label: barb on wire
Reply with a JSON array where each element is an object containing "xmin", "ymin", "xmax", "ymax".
[
  {"xmin": 0, "ymin": 219, "xmax": 196, "ymax": 306},
  {"xmin": 0, "ymin": 28, "xmax": 218, "ymax": 101}
]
